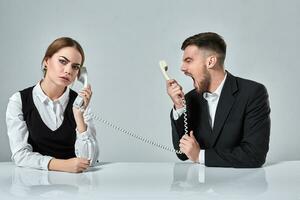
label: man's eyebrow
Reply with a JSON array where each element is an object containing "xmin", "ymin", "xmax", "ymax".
[{"xmin": 183, "ymin": 57, "xmax": 192, "ymax": 61}]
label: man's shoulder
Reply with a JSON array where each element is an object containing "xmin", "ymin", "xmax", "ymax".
[
  {"xmin": 230, "ymin": 73, "xmax": 267, "ymax": 91},
  {"xmin": 231, "ymin": 73, "xmax": 268, "ymax": 97}
]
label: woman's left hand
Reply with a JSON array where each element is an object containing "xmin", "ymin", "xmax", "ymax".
[
  {"xmin": 78, "ymin": 84, "xmax": 92, "ymax": 110},
  {"xmin": 73, "ymin": 84, "xmax": 93, "ymax": 133}
]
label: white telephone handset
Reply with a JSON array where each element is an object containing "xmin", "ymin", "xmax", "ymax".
[
  {"xmin": 73, "ymin": 67, "xmax": 88, "ymax": 109},
  {"xmin": 159, "ymin": 60, "xmax": 170, "ymax": 81},
  {"xmin": 159, "ymin": 60, "xmax": 189, "ymax": 136}
]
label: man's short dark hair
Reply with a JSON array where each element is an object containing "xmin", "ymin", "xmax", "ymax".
[{"xmin": 181, "ymin": 32, "xmax": 227, "ymax": 65}]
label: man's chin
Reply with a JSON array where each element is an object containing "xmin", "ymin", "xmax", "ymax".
[{"xmin": 194, "ymin": 82, "xmax": 205, "ymax": 94}]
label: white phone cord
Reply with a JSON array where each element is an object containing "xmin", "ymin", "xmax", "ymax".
[
  {"xmin": 89, "ymin": 110, "xmax": 187, "ymax": 155},
  {"xmin": 182, "ymin": 98, "xmax": 188, "ymax": 135}
]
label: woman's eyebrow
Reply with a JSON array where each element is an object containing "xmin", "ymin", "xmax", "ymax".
[
  {"xmin": 59, "ymin": 56, "xmax": 70, "ymax": 62},
  {"xmin": 59, "ymin": 56, "xmax": 80, "ymax": 66}
]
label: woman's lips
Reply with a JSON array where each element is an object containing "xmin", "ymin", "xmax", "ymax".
[{"xmin": 60, "ymin": 76, "xmax": 70, "ymax": 82}]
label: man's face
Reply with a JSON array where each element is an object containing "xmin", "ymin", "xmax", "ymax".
[{"xmin": 181, "ymin": 45, "xmax": 211, "ymax": 93}]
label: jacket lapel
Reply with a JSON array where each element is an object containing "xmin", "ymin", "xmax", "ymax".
[{"xmin": 210, "ymin": 72, "xmax": 238, "ymax": 146}]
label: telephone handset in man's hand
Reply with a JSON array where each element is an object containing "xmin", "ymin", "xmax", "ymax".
[
  {"xmin": 73, "ymin": 67, "xmax": 88, "ymax": 109},
  {"xmin": 159, "ymin": 60, "xmax": 189, "ymax": 136}
]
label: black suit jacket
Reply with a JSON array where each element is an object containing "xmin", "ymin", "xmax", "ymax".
[{"xmin": 171, "ymin": 72, "xmax": 271, "ymax": 168}]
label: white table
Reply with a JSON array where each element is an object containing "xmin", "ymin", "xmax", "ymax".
[{"xmin": 0, "ymin": 161, "xmax": 299, "ymax": 200}]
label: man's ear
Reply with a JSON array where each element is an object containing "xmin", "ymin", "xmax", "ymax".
[{"xmin": 207, "ymin": 55, "xmax": 217, "ymax": 69}]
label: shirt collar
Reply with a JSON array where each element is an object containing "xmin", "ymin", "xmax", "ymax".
[
  {"xmin": 203, "ymin": 72, "xmax": 227, "ymax": 100},
  {"xmin": 33, "ymin": 81, "xmax": 70, "ymax": 105}
]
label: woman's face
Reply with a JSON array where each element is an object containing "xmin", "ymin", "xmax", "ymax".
[{"xmin": 43, "ymin": 47, "xmax": 82, "ymax": 87}]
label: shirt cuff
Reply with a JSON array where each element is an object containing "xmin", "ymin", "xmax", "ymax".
[
  {"xmin": 172, "ymin": 106, "xmax": 186, "ymax": 120},
  {"xmin": 199, "ymin": 150, "xmax": 205, "ymax": 165},
  {"xmin": 43, "ymin": 156, "xmax": 54, "ymax": 171},
  {"xmin": 76, "ymin": 129, "xmax": 91, "ymax": 140}
]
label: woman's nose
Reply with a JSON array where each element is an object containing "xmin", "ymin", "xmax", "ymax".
[{"xmin": 64, "ymin": 64, "xmax": 73, "ymax": 75}]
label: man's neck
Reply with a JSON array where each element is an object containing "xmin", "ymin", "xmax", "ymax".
[{"xmin": 207, "ymin": 69, "xmax": 226, "ymax": 93}]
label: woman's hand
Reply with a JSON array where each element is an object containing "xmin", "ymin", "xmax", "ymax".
[
  {"xmin": 73, "ymin": 84, "xmax": 93, "ymax": 133},
  {"xmin": 48, "ymin": 157, "xmax": 90, "ymax": 173},
  {"xmin": 74, "ymin": 84, "xmax": 93, "ymax": 111}
]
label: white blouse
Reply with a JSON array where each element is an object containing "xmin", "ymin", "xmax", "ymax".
[{"xmin": 6, "ymin": 82, "xmax": 99, "ymax": 170}]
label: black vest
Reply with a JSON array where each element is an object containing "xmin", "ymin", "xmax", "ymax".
[{"xmin": 20, "ymin": 86, "xmax": 78, "ymax": 159}]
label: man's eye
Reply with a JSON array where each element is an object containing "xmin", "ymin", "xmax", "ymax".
[{"xmin": 59, "ymin": 59, "xmax": 67, "ymax": 65}]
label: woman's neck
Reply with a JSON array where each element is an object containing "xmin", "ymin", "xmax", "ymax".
[{"xmin": 40, "ymin": 78, "xmax": 66, "ymax": 101}]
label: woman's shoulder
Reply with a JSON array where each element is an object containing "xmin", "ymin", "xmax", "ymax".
[
  {"xmin": 9, "ymin": 91, "xmax": 21, "ymax": 102},
  {"xmin": 19, "ymin": 86, "xmax": 35, "ymax": 95},
  {"xmin": 8, "ymin": 86, "xmax": 35, "ymax": 105}
]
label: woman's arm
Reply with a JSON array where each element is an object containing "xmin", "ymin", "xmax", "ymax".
[
  {"xmin": 6, "ymin": 92, "xmax": 53, "ymax": 170},
  {"xmin": 73, "ymin": 107, "xmax": 99, "ymax": 166},
  {"xmin": 6, "ymin": 92, "xmax": 91, "ymax": 173},
  {"xmin": 73, "ymin": 85, "xmax": 99, "ymax": 166},
  {"xmin": 48, "ymin": 157, "xmax": 90, "ymax": 173}
]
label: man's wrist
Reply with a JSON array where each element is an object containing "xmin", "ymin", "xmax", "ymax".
[
  {"xmin": 174, "ymin": 104, "xmax": 184, "ymax": 110},
  {"xmin": 194, "ymin": 149, "xmax": 200, "ymax": 163}
]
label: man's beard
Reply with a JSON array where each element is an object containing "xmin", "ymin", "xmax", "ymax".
[{"xmin": 194, "ymin": 71, "xmax": 211, "ymax": 94}]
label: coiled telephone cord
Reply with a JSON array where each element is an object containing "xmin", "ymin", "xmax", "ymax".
[{"xmin": 89, "ymin": 99, "xmax": 187, "ymax": 155}]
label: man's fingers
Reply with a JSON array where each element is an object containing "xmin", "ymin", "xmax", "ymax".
[
  {"xmin": 181, "ymin": 134, "xmax": 191, "ymax": 141},
  {"xmin": 190, "ymin": 131, "xmax": 195, "ymax": 139},
  {"xmin": 179, "ymin": 144, "xmax": 186, "ymax": 153},
  {"xmin": 171, "ymin": 90, "xmax": 183, "ymax": 98},
  {"xmin": 180, "ymin": 139, "xmax": 188, "ymax": 146},
  {"xmin": 172, "ymin": 87, "xmax": 182, "ymax": 93},
  {"xmin": 167, "ymin": 79, "xmax": 183, "ymax": 90},
  {"xmin": 167, "ymin": 79, "xmax": 177, "ymax": 86}
]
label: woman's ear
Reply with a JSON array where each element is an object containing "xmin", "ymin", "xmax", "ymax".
[{"xmin": 43, "ymin": 57, "xmax": 49, "ymax": 69}]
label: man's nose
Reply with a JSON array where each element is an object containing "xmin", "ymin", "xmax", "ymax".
[{"xmin": 181, "ymin": 63, "xmax": 187, "ymax": 72}]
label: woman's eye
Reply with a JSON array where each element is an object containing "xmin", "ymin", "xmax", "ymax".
[
  {"xmin": 59, "ymin": 59, "xmax": 67, "ymax": 65},
  {"xmin": 72, "ymin": 65, "xmax": 80, "ymax": 70}
]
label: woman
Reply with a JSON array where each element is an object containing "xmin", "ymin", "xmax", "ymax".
[{"xmin": 6, "ymin": 37, "xmax": 99, "ymax": 173}]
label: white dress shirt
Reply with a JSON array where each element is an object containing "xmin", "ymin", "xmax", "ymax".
[
  {"xmin": 6, "ymin": 82, "xmax": 99, "ymax": 170},
  {"xmin": 173, "ymin": 73, "xmax": 227, "ymax": 164}
]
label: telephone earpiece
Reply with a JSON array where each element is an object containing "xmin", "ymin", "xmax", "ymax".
[{"xmin": 73, "ymin": 66, "xmax": 88, "ymax": 109}]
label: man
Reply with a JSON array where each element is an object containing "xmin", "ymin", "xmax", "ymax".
[{"xmin": 167, "ymin": 32, "xmax": 270, "ymax": 168}]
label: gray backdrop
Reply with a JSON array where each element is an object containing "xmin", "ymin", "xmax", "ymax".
[{"xmin": 1, "ymin": 0, "xmax": 299, "ymax": 162}]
